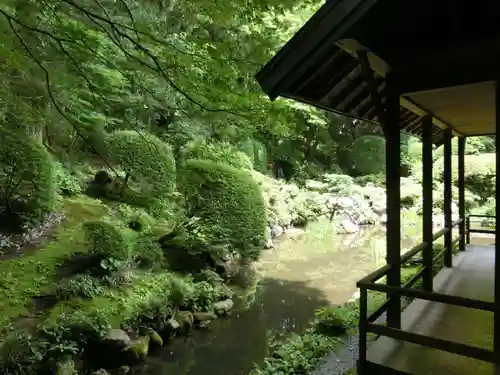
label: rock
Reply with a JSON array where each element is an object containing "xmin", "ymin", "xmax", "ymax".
[
  {"xmin": 124, "ymin": 336, "xmax": 150, "ymax": 362},
  {"xmin": 117, "ymin": 366, "xmax": 130, "ymax": 375},
  {"xmin": 176, "ymin": 310, "xmax": 194, "ymax": 332},
  {"xmin": 358, "ymin": 215, "xmax": 376, "ymax": 225},
  {"xmin": 371, "ymin": 201, "xmax": 386, "ymax": 216},
  {"xmin": 103, "ymin": 329, "xmax": 131, "ymax": 350},
  {"xmin": 338, "ymin": 219, "xmax": 359, "ymax": 234},
  {"xmin": 379, "ymin": 214, "xmax": 387, "ymax": 224},
  {"xmin": 92, "ymin": 370, "xmax": 110, "ymax": 375},
  {"xmin": 56, "ymin": 358, "xmax": 78, "ymax": 375},
  {"xmin": 149, "ymin": 329, "xmax": 163, "ymax": 348},
  {"xmin": 213, "ymin": 298, "xmax": 234, "ymax": 316},
  {"xmin": 270, "ymin": 224, "xmax": 284, "ymax": 238},
  {"xmin": 193, "ymin": 312, "xmax": 217, "ymax": 327},
  {"xmin": 167, "ymin": 318, "xmax": 181, "ymax": 331},
  {"xmin": 264, "ymin": 237, "xmax": 274, "ymax": 249}
]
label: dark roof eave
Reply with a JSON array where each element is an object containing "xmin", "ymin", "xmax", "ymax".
[{"xmin": 255, "ymin": 0, "xmax": 379, "ymax": 100}]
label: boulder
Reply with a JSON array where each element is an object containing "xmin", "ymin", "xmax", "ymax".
[
  {"xmin": 193, "ymin": 312, "xmax": 217, "ymax": 327},
  {"xmin": 166, "ymin": 318, "xmax": 181, "ymax": 331},
  {"xmin": 176, "ymin": 310, "xmax": 194, "ymax": 332},
  {"xmin": 213, "ymin": 298, "xmax": 234, "ymax": 316},
  {"xmin": 371, "ymin": 201, "xmax": 386, "ymax": 216},
  {"xmin": 379, "ymin": 214, "xmax": 387, "ymax": 224},
  {"xmin": 123, "ymin": 336, "xmax": 150, "ymax": 363},
  {"xmin": 270, "ymin": 224, "xmax": 284, "ymax": 238},
  {"xmin": 264, "ymin": 238, "xmax": 274, "ymax": 249},
  {"xmin": 56, "ymin": 358, "xmax": 78, "ymax": 375},
  {"xmin": 148, "ymin": 329, "xmax": 163, "ymax": 349},
  {"xmin": 118, "ymin": 367, "xmax": 130, "ymax": 375},
  {"xmin": 337, "ymin": 219, "xmax": 359, "ymax": 234},
  {"xmin": 92, "ymin": 370, "xmax": 110, "ymax": 375},
  {"xmin": 102, "ymin": 329, "xmax": 132, "ymax": 350}
]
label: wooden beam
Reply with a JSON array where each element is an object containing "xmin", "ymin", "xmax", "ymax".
[
  {"xmin": 422, "ymin": 115, "xmax": 434, "ymax": 292},
  {"xmin": 358, "ymin": 51, "xmax": 386, "ymax": 132},
  {"xmin": 385, "ymin": 74, "xmax": 401, "ymax": 329},
  {"xmin": 443, "ymin": 128, "xmax": 453, "ymax": 268},
  {"xmin": 327, "ymin": 67, "xmax": 364, "ymax": 107},
  {"xmin": 391, "ymin": 36, "xmax": 500, "ymax": 95},
  {"xmin": 458, "ymin": 136, "xmax": 466, "ymax": 251}
]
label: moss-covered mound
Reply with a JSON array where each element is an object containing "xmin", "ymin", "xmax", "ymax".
[
  {"xmin": 182, "ymin": 141, "xmax": 253, "ymax": 170},
  {"xmin": 181, "ymin": 159, "xmax": 267, "ymax": 262},
  {"xmin": 83, "ymin": 220, "xmax": 130, "ymax": 261},
  {"xmin": 105, "ymin": 131, "xmax": 176, "ymax": 197},
  {"xmin": 0, "ymin": 127, "xmax": 56, "ymax": 229}
]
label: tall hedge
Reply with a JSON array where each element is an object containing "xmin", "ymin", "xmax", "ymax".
[
  {"xmin": 105, "ymin": 131, "xmax": 176, "ymax": 196},
  {"xmin": 181, "ymin": 159, "xmax": 267, "ymax": 262},
  {"xmin": 182, "ymin": 141, "xmax": 253, "ymax": 170},
  {"xmin": 0, "ymin": 127, "xmax": 56, "ymax": 228}
]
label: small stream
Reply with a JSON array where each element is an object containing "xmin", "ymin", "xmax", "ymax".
[{"xmin": 139, "ymin": 220, "xmax": 422, "ymax": 375}]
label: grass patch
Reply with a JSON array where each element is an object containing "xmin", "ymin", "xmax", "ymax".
[{"xmin": 0, "ymin": 196, "xmax": 109, "ymax": 334}]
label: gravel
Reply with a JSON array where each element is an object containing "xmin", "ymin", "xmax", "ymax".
[{"xmin": 310, "ymin": 334, "xmax": 360, "ymax": 375}]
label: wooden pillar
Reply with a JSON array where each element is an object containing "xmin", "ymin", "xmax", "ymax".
[
  {"xmin": 385, "ymin": 75, "xmax": 401, "ymax": 329},
  {"xmin": 494, "ymin": 82, "xmax": 500, "ymax": 369},
  {"xmin": 422, "ymin": 115, "xmax": 434, "ymax": 292},
  {"xmin": 443, "ymin": 128, "xmax": 453, "ymax": 268},
  {"xmin": 458, "ymin": 136, "xmax": 466, "ymax": 251}
]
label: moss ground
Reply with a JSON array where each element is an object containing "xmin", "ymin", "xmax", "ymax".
[{"xmin": 0, "ymin": 196, "xmax": 109, "ymax": 334}]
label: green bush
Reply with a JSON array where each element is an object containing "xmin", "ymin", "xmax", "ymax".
[
  {"xmin": 55, "ymin": 274, "xmax": 105, "ymax": 300},
  {"xmin": 0, "ymin": 127, "xmax": 56, "ymax": 228},
  {"xmin": 350, "ymin": 135, "xmax": 386, "ymax": 175},
  {"xmin": 105, "ymin": 131, "xmax": 176, "ymax": 197},
  {"xmin": 0, "ymin": 330, "xmax": 45, "ymax": 375},
  {"xmin": 182, "ymin": 141, "xmax": 253, "ymax": 170},
  {"xmin": 53, "ymin": 162, "xmax": 83, "ymax": 197},
  {"xmin": 132, "ymin": 234, "xmax": 165, "ymax": 270},
  {"xmin": 181, "ymin": 159, "xmax": 267, "ymax": 262},
  {"xmin": 82, "ymin": 220, "xmax": 130, "ymax": 261}
]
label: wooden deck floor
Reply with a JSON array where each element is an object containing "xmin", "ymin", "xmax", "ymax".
[{"xmin": 367, "ymin": 244, "xmax": 495, "ymax": 375}]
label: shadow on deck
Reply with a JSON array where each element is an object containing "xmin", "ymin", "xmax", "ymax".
[{"xmin": 367, "ymin": 244, "xmax": 495, "ymax": 375}]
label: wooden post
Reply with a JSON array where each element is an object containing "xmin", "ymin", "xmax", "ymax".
[
  {"xmin": 458, "ymin": 136, "xmax": 466, "ymax": 251},
  {"xmin": 385, "ymin": 75, "xmax": 401, "ymax": 329},
  {"xmin": 494, "ymin": 82, "xmax": 500, "ymax": 370},
  {"xmin": 422, "ymin": 115, "xmax": 434, "ymax": 292},
  {"xmin": 443, "ymin": 128, "xmax": 453, "ymax": 268}
]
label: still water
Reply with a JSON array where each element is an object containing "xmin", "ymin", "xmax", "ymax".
[{"xmin": 139, "ymin": 221, "xmax": 421, "ymax": 375}]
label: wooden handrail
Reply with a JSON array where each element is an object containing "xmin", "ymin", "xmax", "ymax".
[{"xmin": 358, "ymin": 219, "xmax": 463, "ymax": 285}]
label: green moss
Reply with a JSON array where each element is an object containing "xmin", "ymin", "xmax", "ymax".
[
  {"xmin": 0, "ymin": 196, "xmax": 108, "ymax": 333},
  {"xmin": 181, "ymin": 159, "xmax": 267, "ymax": 262}
]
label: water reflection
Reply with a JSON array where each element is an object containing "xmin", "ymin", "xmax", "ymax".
[{"xmin": 140, "ymin": 222, "xmax": 423, "ymax": 375}]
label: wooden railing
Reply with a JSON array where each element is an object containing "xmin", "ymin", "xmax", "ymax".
[
  {"xmin": 466, "ymin": 214, "xmax": 495, "ymax": 243},
  {"xmin": 356, "ymin": 215, "xmax": 497, "ymax": 374}
]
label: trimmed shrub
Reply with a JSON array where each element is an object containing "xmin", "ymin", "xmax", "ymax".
[
  {"xmin": 350, "ymin": 135, "xmax": 386, "ymax": 175},
  {"xmin": 131, "ymin": 234, "xmax": 165, "ymax": 269},
  {"xmin": 182, "ymin": 141, "xmax": 253, "ymax": 170},
  {"xmin": 0, "ymin": 127, "xmax": 56, "ymax": 229},
  {"xmin": 82, "ymin": 220, "xmax": 130, "ymax": 260},
  {"xmin": 181, "ymin": 159, "xmax": 267, "ymax": 262},
  {"xmin": 105, "ymin": 131, "xmax": 176, "ymax": 197}
]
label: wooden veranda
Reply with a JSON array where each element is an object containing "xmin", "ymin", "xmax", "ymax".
[{"xmin": 255, "ymin": 0, "xmax": 500, "ymax": 374}]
